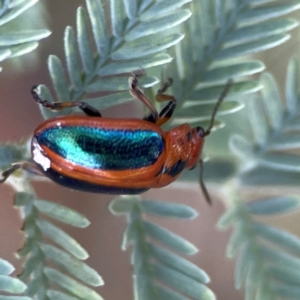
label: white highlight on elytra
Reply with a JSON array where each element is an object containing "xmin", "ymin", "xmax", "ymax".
[{"xmin": 32, "ymin": 138, "xmax": 51, "ymax": 171}]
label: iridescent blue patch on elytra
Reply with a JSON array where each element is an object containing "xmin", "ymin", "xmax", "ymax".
[{"xmin": 36, "ymin": 126, "xmax": 165, "ymax": 170}]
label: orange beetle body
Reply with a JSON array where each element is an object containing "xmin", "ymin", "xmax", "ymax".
[
  {"xmin": 32, "ymin": 115, "xmax": 204, "ymax": 194},
  {"xmin": 1, "ymin": 76, "xmax": 231, "ymax": 203}
]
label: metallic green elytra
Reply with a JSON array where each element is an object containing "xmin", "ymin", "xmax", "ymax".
[{"xmin": 36, "ymin": 126, "xmax": 165, "ymax": 170}]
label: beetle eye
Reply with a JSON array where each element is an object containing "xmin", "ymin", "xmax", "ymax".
[{"xmin": 196, "ymin": 126, "xmax": 205, "ymax": 138}]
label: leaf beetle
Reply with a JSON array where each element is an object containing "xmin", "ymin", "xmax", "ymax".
[{"xmin": 0, "ymin": 77, "xmax": 232, "ymax": 204}]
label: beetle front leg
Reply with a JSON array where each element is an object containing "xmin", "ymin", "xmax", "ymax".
[
  {"xmin": 0, "ymin": 162, "xmax": 44, "ymax": 183},
  {"xmin": 129, "ymin": 76, "xmax": 159, "ymax": 123},
  {"xmin": 155, "ymin": 78, "xmax": 177, "ymax": 126},
  {"xmin": 31, "ymin": 86, "xmax": 102, "ymax": 117}
]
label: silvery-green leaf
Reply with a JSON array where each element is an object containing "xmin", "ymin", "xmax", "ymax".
[
  {"xmin": 148, "ymin": 243, "xmax": 209, "ymax": 283},
  {"xmin": 235, "ymin": 244, "xmax": 252, "ymax": 289},
  {"xmin": 143, "ymin": 221, "xmax": 198, "ymax": 255},
  {"xmin": 239, "ymin": 2, "xmax": 300, "ymax": 25},
  {"xmin": 259, "ymin": 153, "xmax": 300, "ymax": 171},
  {"xmin": 0, "ymin": 259, "xmax": 14, "ymax": 275},
  {"xmin": 175, "ymin": 101, "xmax": 243, "ymax": 123},
  {"xmin": 286, "ymin": 57, "xmax": 300, "ymax": 115},
  {"xmin": 41, "ymin": 244, "xmax": 102, "ymax": 286},
  {"xmin": 215, "ymin": 34, "xmax": 290, "ymax": 60},
  {"xmin": 260, "ymin": 72, "xmax": 283, "ymax": 131},
  {"xmin": 0, "ymin": 275, "xmax": 27, "ymax": 293},
  {"xmin": 109, "ymin": 197, "xmax": 134, "ymax": 215},
  {"xmin": 152, "ymin": 263, "xmax": 215, "ymax": 299},
  {"xmin": 85, "ymin": 0, "xmax": 108, "ymax": 56},
  {"xmin": 85, "ymin": 91, "xmax": 133, "ymax": 110},
  {"xmin": 14, "ymin": 192, "xmax": 33, "ymax": 207},
  {"xmin": 140, "ymin": 0, "xmax": 192, "ymax": 21},
  {"xmin": 48, "ymin": 289, "xmax": 78, "ymax": 300},
  {"xmin": 123, "ymin": 0, "xmax": 137, "ymax": 19},
  {"xmin": 227, "ymin": 225, "xmax": 247, "ymax": 258},
  {"xmin": 112, "ymin": 33, "xmax": 184, "ymax": 60},
  {"xmin": 247, "ymin": 96, "xmax": 268, "ymax": 146},
  {"xmin": 253, "ymin": 222, "xmax": 300, "ymax": 255},
  {"xmin": 20, "ymin": 254, "xmax": 42, "ymax": 280},
  {"xmin": 121, "ymin": 223, "xmax": 135, "ymax": 250},
  {"xmin": 48, "ymin": 55, "xmax": 70, "ymax": 102},
  {"xmin": 273, "ymin": 283, "xmax": 300, "ymax": 299},
  {"xmin": 0, "ymin": 30, "xmax": 51, "ymax": 46},
  {"xmin": 241, "ymin": 167, "xmax": 300, "ymax": 186},
  {"xmin": 87, "ymin": 76, "xmax": 158, "ymax": 92},
  {"xmin": 202, "ymin": 61, "xmax": 265, "ymax": 83},
  {"xmin": 126, "ymin": 10, "xmax": 191, "ymax": 41},
  {"xmin": 0, "ymin": 49, "xmax": 11, "ymax": 61},
  {"xmin": 217, "ymin": 208, "xmax": 238, "ymax": 230},
  {"xmin": 44, "ymin": 268, "xmax": 103, "ymax": 300},
  {"xmin": 5, "ymin": 42, "xmax": 38, "ymax": 58},
  {"xmin": 34, "ymin": 199, "xmax": 90, "ymax": 228},
  {"xmin": 99, "ymin": 53, "xmax": 173, "ymax": 76},
  {"xmin": 261, "ymin": 244, "xmax": 300, "ymax": 268},
  {"xmin": 153, "ymin": 285, "xmax": 191, "ymax": 300},
  {"xmin": 266, "ymin": 134, "xmax": 300, "ymax": 151},
  {"xmin": 77, "ymin": 7, "xmax": 94, "ymax": 74},
  {"xmin": 0, "ymin": 0, "xmax": 37, "ymax": 26},
  {"xmin": 37, "ymin": 219, "xmax": 88, "ymax": 259},
  {"xmin": 64, "ymin": 26, "xmax": 82, "ymax": 90},
  {"xmin": 229, "ymin": 135, "xmax": 255, "ymax": 163},
  {"xmin": 25, "ymin": 278, "xmax": 43, "ymax": 297},
  {"xmin": 189, "ymin": 81, "xmax": 262, "ymax": 101},
  {"xmin": 227, "ymin": 18, "xmax": 298, "ymax": 44},
  {"xmin": 110, "ymin": 0, "xmax": 125, "ymax": 38},
  {"xmin": 268, "ymin": 265, "xmax": 300, "ymax": 285},
  {"xmin": 0, "ymin": 296, "xmax": 32, "ymax": 300},
  {"xmin": 246, "ymin": 196, "xmax": 300, "ymax": 215},
  {"xmin": 140, "ymin": 200, "xmax": 198, "ymax": 219}
]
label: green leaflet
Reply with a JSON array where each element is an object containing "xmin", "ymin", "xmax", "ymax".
[
  {"xmin": 35, "ymin": 0, "xmax": 192, "ymax": 115},
  {"xmin": 111, "ymin": 196, "xmax": 215, "ymax": 299},
  {"xmin": 44, "ymin": 268, "xmax": 104, "ymax": 300},
  {"xmin": 34, "ymin": 199, "xmax": 90, "ymax": 228},
  {"xmin": 0, "ymin": 0, "xmax": 50, "ymax": 69},
  {"xmin": 0, "ymin": 259, "xmax": 30, "ymax": 299},
  {"xmin": 0, "ymin": 30, "xmax": 50, "ymax": 45},
  {"xmin": 224, "ymin": 54, "xmax": 300, "ymax": 299},
  {"xmin": 65, "ymin": 27, "xmax": 82, "ymax": 90}
]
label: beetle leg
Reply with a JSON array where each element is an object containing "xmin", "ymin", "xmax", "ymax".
[
  {"xmin": 0, "ymin": 162, "xmax": 44, "ymax": 183},
  {"xmin": 155, "ymin": 78, "xmax": 177, "ymax": 126},
  {"xmin": 31, "ymin": 86, "xmax": 102, "ymax": 117},
  {"xmin": 129, "ymin": 76, "xmax": 159, "ymax": 123},
  {"xmin": 199, "ymin": 159, "xmax": 212, "ymax": 205},
  {"xmin": 156, "ymin": 100, "xmax": 177, "ymax": 126}
]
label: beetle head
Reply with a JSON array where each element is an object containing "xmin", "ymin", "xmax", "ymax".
[{"xmin": 185, "ymin": 126, "xmax": 205, "ymax": 169}]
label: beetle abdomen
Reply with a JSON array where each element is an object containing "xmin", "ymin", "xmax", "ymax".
[
  {"xmin": 43, "ymin": 167, "xmax": 149, "ymax": 194},
  {"xmin": 36, "ymin": 126, "xmax": 165, "ymax": 170}
]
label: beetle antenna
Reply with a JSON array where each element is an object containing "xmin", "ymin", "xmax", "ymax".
[
  {"xmin": 199, "ymin": 159, "xmax": 212, "ymax": 205},
  {"xmin": 204, "ymin": 79, "xmax": 233, "ymax": 137}
]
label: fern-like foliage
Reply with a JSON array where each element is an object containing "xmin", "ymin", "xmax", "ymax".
[
  {"xmin": 2, "ymin": 0, "xmax": 300, "ymax": 299},
  {"xmin": 0, "ymin": 257, "xmax": 32, "ymax": 299},
  {"xmin": 36, "ymin": 0, "xmax": 192, "ymax": 119},
  {"xmin": 0, "ymin": 0, "xmax": 50, "ymax": 71},
  {"xmin": 14, "ymin": 191, "xmax": 103, "ymax": 300},
  {"xmin": 168, "ymin": 0, "xmax": 300, "ymax": 185},
  {"xmin": 110, "ymin": 196, "xmax": 215, "ymax": 300},
  {"xmin": 167, "ymin": 0, "xmax": 300, "ymax": 129},
  {"xmin": 218, "ymin": 58, "xmax": 300, "ymax": 299}
]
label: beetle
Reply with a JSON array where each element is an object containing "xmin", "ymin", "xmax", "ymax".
[{"xmin": 0, "ymin": 76, "xmax": 231, "ymax": 204}]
